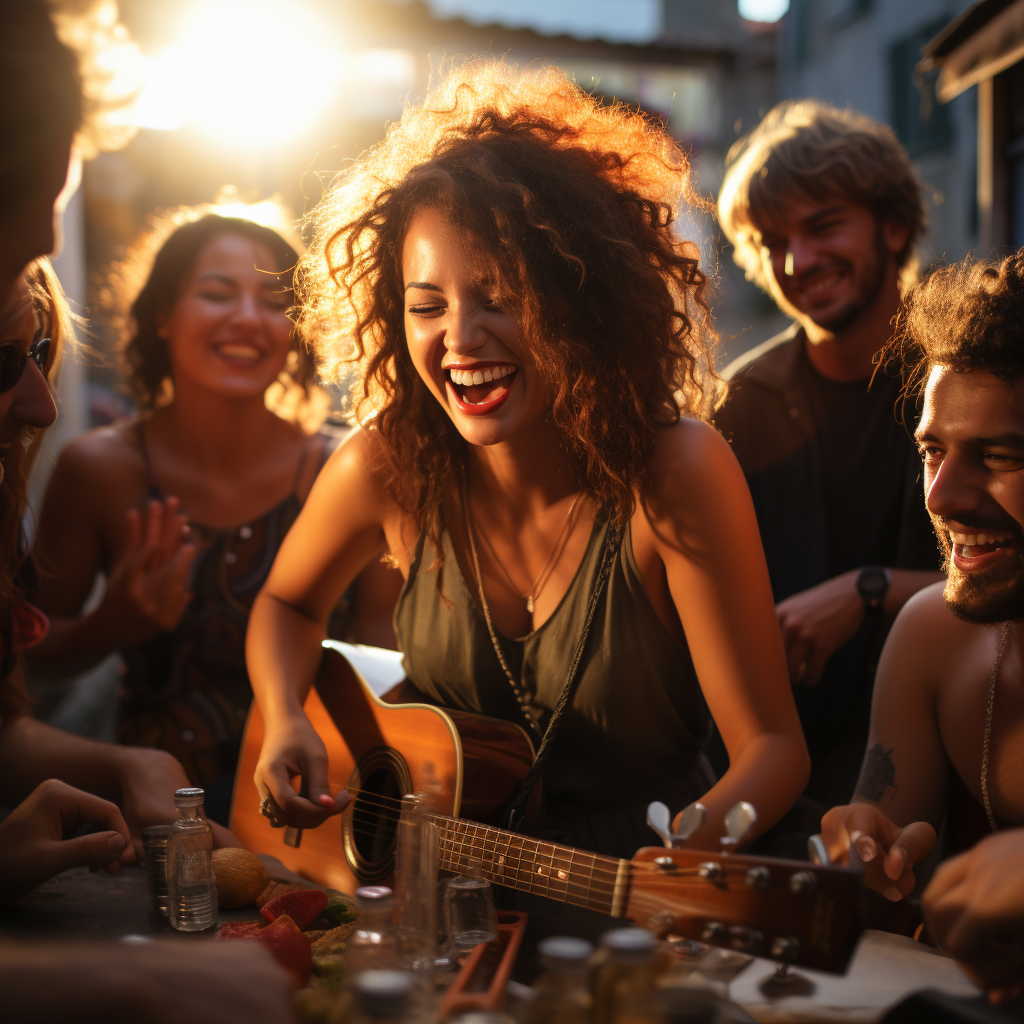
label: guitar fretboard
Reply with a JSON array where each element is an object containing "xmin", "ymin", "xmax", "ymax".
[{"xmin": 433, "ymin": 816, "xmax": 629, "ymax": 917}]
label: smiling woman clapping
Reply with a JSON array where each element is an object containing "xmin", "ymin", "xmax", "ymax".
[{"xmin": 26, "ymin": 206, "xmax": 401, "ymax": 823}]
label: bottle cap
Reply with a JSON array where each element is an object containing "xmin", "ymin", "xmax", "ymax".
[
  {"xmin": 173, "ymin": 788, "xmax": 205, "ymax": 807},
  {"xmin": 538, "ymin": 936, "xmax": 593, "ymax": 970},
  {"xmin": 601, "ymin": 927, "xmax": 656, "ymax": 963},
  {"xmin": 356, "ymin": 886, "xmax": 393, "ymax": 902},
  {"xmin": 353, "ymin": 970, "xmax": 413, "ymax": 1016}
]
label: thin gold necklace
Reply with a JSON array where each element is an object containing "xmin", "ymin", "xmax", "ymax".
[
  {"xmin": 469, "ymin": 490, "xmax": 583, "ymax": 614},
  {"xmin": 981, "ymin": 623, "xmax": 1011, "ymax": 832}
]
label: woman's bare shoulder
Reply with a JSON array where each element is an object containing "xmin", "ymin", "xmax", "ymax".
[
  {"xmin": 644, "ymin": 418, "xmax": 744, "ymax": 508},
  {"xmin": 53, "ymin": 420, "xmax": 145, "ymax": 483}
]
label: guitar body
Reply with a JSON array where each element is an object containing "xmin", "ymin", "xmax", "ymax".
[
  {"xmin": 230, "ymin": 645, "xmax": 537, "ymax": 892},
  {"xmin": 230, "ymin": 643, "xmax": 866, "ymax": 973}
]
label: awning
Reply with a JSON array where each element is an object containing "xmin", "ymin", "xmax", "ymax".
[{"xmin": 920, "ymin": 0, "xmax": 1024, "ymax": 102}]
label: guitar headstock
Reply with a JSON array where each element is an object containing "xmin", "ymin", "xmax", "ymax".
[{"xmin": 626, "ymin": 845, "xmax": 864, "ymax": 974}]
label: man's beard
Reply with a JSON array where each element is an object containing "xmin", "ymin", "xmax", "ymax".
[
  {"xmin": 933, "ymin": 515, "xmax": 1024, "ymax": 623},
  {"xmin": 803, "ymin": 226, "xmax": 890, "ymax": 334}
]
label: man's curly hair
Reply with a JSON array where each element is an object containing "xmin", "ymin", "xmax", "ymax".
[
  {"xmin": 893, "ymin": 247, "xmax": 1024, "ymax": 393},
  {"xmin": 297, "ymin": 61, "xmax": 719, "ymax": 562}
]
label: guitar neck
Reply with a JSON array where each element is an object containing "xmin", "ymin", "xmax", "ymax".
[{"xmin": 433, "ymin": 816, "xmax": 630, "ymax": 918}]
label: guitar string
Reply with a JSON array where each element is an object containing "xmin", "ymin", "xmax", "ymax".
[
  {"xmin": 337, "ymin": 787, "xmax": 752, "ymax": 883},
  {"xmin": 336, "ymin": 823, "xmax": 757, "ymax": 896},
  {"xmin": 327, "ymin": 808, "xmax": 702, "ymax": 892},
  {"xmin": 302, "ymin": 807, "xmax": 802, "ymax": 899},
  {"xmin": 308, "ymin": 786, "xmax": 775, "ymax": 889}
]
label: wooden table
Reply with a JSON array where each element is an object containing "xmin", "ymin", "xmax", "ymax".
[{"xmin": 0, "ymin": 857, "xmax": 302, "ymax": 941}]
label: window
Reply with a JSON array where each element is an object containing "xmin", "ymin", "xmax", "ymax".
[{"xmin": 889, "ymin": 19, "xmax": 953, "ymax": 158}]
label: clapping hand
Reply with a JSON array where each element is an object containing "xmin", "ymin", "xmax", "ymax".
[{"xmin": 100, "ymin": 498, "xmax": 197, "ymax": 645}]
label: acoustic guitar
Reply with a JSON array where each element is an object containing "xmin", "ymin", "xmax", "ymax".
[{"xmin": 231, "ymin": 642, "xmax": 864, "ymax": 974}]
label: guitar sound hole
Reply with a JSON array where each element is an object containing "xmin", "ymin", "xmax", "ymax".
[{"xmin": 352, "ymin": 768, "xmax": 403, "ymax": 867}]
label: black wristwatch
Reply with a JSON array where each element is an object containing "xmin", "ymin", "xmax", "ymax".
[{"xmin": 857, "ymin": 566, "xmax": 891, "ymax": 617}]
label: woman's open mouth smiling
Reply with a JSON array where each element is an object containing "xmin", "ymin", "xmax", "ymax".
[
  {"xmin": 213, "ymin": 341, "xmax": 265, "ymax": 367},
  {"xmin": 444, "ymin": 362, "xmax": 517, "ymax": 415}
]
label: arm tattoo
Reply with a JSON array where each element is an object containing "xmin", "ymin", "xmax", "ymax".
[{"xmin": 854, "ymin": 743, "xmax": 898, "ymax": 805}]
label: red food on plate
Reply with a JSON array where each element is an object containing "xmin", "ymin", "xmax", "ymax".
[
  {"xmin": 214, "ymin": 920, "xmax": 263, "ymax": 940},
  {"xmin": 260, "ymin": 888, "xmax": 329, "ymax": 931},
  {"xmin": 253, "ymin": 914, "xmax": 313, "ymax": 986}
]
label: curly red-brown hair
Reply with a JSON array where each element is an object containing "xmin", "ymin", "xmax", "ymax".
[{"xmin": 297, "ymin": 62, "xmax": 718, "ymax": 559}]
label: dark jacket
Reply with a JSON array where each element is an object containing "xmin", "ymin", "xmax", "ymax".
[{"xmin": 713, "ymin": 325, "xmax": 940, "ymax": 804}]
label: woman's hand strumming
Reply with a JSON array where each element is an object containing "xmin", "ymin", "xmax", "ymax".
[{"xmin": 254, "ymin": 713, "xmax": 351, "ymax": 829}]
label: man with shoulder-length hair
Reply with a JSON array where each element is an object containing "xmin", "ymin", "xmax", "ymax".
[
  {"xmin": 713, "ymin": 101, "xmax": 943, "ymax": 845},
  {"xmin": 821, "ymin": 251, "xmax": 1024, "ymax": 995}
]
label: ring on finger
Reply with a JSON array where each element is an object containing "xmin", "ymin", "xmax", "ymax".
[{"xmin": 259, "ymin": 794, "xmax": 285, "ymax": 829}]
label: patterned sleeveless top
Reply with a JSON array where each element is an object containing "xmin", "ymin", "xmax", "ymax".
[{"xmin": 117, "ymin": 426, "xmax": 350, "ymax": 818}]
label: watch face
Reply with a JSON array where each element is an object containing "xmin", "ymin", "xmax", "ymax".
[{"xmin": 859, "ymin": 568, "xmax": 888, "ymax": 602}]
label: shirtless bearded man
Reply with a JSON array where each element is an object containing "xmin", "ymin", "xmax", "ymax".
[{"xmin": 822, "ymin": 250, "xmax": 1024, "ymax": 915}]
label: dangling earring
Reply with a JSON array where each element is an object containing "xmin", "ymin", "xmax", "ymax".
[{"xmin": 0, "ymin": 461, "xmax": 7, "ymax": 486}]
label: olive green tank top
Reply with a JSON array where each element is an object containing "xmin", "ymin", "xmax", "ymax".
[{"xmin": 394, "ymin": 516, "xmax": 713, "ymax": 858}]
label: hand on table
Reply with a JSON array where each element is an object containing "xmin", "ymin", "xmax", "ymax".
[
  {"xmin": 3, "ymin": 939, "xmax": 296, "ymax": 1024},
  {"xmin": 0, "ymin": 779, "xmax": 134, "ymax": 904},
  {"xmin": 255, "ymin": 713, "xmax": 352, "ymax": 829},
  {"xmin": 116, "ymin": 746, "xmax": 242, "ymax": 854},
  {"xmin": 821, "ymin": 802, "xmax": 936, "ymax": 900},
  {"xmin": 923, "ymin": 829, "xmax": 1024, "ymax": 1000},
  {"xmin": 776, "ymin": 570, "xmax": 864, "ymax": 686},
  {"xmin": 99, "ymin": 498, "xmax": 197, "ymax": 645}
]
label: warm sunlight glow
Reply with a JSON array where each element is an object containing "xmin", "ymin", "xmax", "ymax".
[{"xmin": 133, "ymin": 1, "xmax": 352, "ymax": 146}]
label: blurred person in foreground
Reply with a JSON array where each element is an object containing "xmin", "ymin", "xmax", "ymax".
[
  {"xmin": 822, "ymin": 250, "xmax": 1024, "ymax": 917},
  {"xmin": 27, "ymin": 206, "xmax": 402, "ymax": 825},
  {"xmin": 249, "ymin": 61, "xmax": 808, "ymax": 921},
  {"xmin": 713, "ymin": 101, "xmax": 943, "ymax": 848},
  {"xmin": 0, "ymin": 4, "xmax": 295, "ymax": 1021},
  {"xmin": 922, "ymin": 828, "xmax": 1024, "ymax": 1000},
  {"xmin": 0, "ymin": 264, "xmax": 292, "ymax": 1024}
]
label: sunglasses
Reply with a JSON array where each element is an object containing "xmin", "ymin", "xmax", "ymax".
[{"xmin": 0, "ymin": 335, "xmax": 52, "ymax": 394}]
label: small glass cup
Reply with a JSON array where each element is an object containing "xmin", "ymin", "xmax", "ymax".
[
  {"xmin": 443, "ymin": 870, "xmax": 498, "ymax": 952},
  {"xmin": 141, "ymin": 824, "xmax": 171, "ymax": 915}
]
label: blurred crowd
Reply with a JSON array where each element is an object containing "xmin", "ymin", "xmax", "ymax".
[{"xmin": 1, "ymin": 1, "xmax": 1024, "ymax": 1020}]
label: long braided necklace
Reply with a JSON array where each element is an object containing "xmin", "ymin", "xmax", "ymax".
[{"xmin": 980, "ymin": 623, "xmax": 1011, "ymax": 833}]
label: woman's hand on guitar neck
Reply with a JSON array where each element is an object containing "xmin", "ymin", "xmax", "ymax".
[{"xmin": 255, "ymin": 714, "xmax": 352, "ymax": 828}]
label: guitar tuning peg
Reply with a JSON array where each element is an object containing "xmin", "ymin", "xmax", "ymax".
[
  {"xmin": 675, "ymin": 801, "xmax": 706, "ymax": 842},
  {"xmin": 720, "ymin": 801, "xmax": 757, "ymax": 853},
  {"xmin": 646, "ymin": 800, "xmax": 706, "ymax": 848},
  {"xmin": 807, "ymin": 834, "xmax": 830, "ymax": 866},
  {"xmin": 646, "ymin": 801, "xmax": 674, "ymax": 846}
]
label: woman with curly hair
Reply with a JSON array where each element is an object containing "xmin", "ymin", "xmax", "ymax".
[
  {"xmin": 249, "ymin": 64, "xmax": 808, "ymax": 874},
  {"xmin": 28, "ymin": 208, "xmax": 401, "ymax": 824}
]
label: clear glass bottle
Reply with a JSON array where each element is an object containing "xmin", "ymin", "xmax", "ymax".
[
  {"xmin": 524, "ymin": 936, "xmax": 594, "ymax": 1024},
  {"xmin": 346, "ymin": 886, "xmax": 402, "ymax": 972},
  {"xmin": 166, "ymin": 787, "xmax": 218, "ymax": 931},
  {"xmin": 351, "ymin": 969, "xmax": 415, "ymax": 1024},
  {"xmin": 592, "ymin": 927, "xmax": 661, "ymax": 1024}
]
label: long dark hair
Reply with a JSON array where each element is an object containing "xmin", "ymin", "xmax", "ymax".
[{"xmin": 113, "ymin": 210, "xmax": 319, "ymax": 421}]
